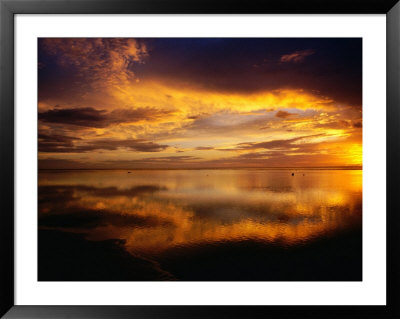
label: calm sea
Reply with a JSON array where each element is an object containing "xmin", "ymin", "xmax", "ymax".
[{"xmin": 38, "ymin": 169, "xmax": 362, "ymax": 281}]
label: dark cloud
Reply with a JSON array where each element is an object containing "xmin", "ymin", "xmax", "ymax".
[
  {"xmin": 39, "ymin": 107, "xmax": 172, "ymax": 128},
  {"xmin": 39, "ymin": 107, "xmax": 106, "ymax": 128},
  {"xmin": 39, "ymin": 135, "xmax": 168, "ymax": 153},
  {"xmin": 235, "ymin": 134, "xmax": 325, "ymax": 151},
  {"xmin": 85, "ymin": 139, "xmax": 168, "ymax": 152},
  {"xmin": 38, "ymin": 133, "xmax": 81, "ymax": 153},
  {"xmin": 352, "ymin": 121, "xmax": 362, "ymax": 128},
  {"xmin": 275, "ymin": 111, "xmax": 295, "ymax": 119}
]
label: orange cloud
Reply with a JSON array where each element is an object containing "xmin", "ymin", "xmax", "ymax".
[{"xmin": 38, "ymin": 40, "xmax": 361, "ymax": 169}]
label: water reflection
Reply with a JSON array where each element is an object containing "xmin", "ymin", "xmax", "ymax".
[{"xmin": 39, "ymin": 169, "xmax": 362, "ymax": 259}]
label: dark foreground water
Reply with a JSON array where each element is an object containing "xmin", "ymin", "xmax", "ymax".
[{"xmin": 38, "ymin": 169, "xmax": 362, "ymax": 281}]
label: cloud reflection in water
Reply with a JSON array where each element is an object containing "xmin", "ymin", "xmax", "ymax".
[{"xmin": 39, "ymin": 169, "xmax": 362, "ymax": 259}]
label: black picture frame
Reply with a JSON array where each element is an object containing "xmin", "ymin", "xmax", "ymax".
[{"xmin": 1, "ymin": 0, "xmax": 399, "ymax": 318}]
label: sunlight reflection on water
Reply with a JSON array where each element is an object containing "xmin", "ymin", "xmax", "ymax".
[{"xmin": 38, "ymin": 169, "xmax": 362, "ymax": 257}]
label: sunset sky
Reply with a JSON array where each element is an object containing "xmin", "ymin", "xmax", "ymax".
[{"xmin": 38, "ymin": 38, "xmax": 362, "ymax": 169}]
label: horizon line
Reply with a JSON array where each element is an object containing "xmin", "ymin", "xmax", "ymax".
[{"xmin": 38, "ymin": 166, "xmax": 363, "ymax": 171}]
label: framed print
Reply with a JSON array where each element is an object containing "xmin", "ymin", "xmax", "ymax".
[{"xmin": 1, "ymin": 0, "xmax": 399, "ymax": 318}]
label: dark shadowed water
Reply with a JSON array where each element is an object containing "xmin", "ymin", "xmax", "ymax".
[{"xmin": 38, "ymin": 169, "xmax": 362, "ymax": 281}]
